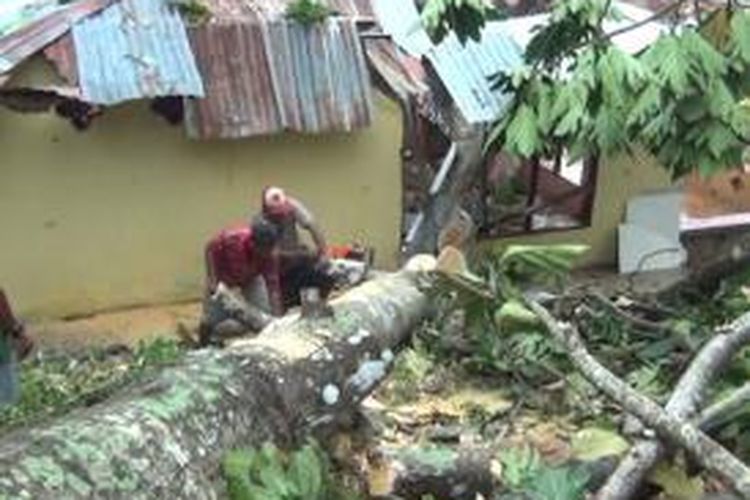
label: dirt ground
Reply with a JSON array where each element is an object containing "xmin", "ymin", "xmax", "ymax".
[{"xmin": 28, "ymin": 301, "xmax": 201, "ymax": 350}]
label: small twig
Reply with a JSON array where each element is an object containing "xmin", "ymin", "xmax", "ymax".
[
  {"xmin": 587, "ymin": 291, "xmax": 673, "ymax": 335},
  {"xmin": 700, "ymin": 383, "xmax": 750, "ymax": 432},
  {"xmin": 571, "ymin": 0, "xmax": 687, "ymax": 53}
]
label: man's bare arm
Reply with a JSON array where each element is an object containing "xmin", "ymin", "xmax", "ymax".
[{"xmin": 290, "ymin": 198, "xmax": 327, "ymax": 257}]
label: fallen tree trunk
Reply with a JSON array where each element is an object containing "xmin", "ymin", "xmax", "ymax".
[{"xmin": 0, "ymin": 258, "xmax": 435, "ymax": 499}]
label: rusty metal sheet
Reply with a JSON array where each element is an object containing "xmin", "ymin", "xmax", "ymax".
[
  {"xmin": 72, "ymin": 0, "xmax": 205, "ymax": 105},
  {"xmin": 267, "ymin": 18, "xmax": 373, "ymax": 132},
  {"xmin": 364, "ymin": 39, "xmax": 427, "ymax": 97},
  {"xmin": 185, "ymin": 18, "xmax": 373, "ymax": 139},
  {"xmin": 0, "ymin": 0, "xmax": 111, "ymax": 81},
  {"xmin": 185, "ymin": 22, "xmax": 279, "ymax": 138},
  {"xmin": 44, "ymin": 33, "xmax": 77, "ymax": 85}
]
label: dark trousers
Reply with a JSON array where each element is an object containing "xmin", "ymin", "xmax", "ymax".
[{"xmin": 280, "ymin": 254, "xmax": 336, "ymax": 309}]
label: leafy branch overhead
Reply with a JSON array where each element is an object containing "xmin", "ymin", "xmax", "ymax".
[
  {"xmin": 421, "ymin": 0, "xmax": 490, "ymax": 44},
  {"xmin": 427, "ymin": 0, "xmax": 750, "ymax": 178}
]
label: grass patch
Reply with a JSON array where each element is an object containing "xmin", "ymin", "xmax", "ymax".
[
  {"xmin": 223, "ymin": 440, "xmax": 360, "ymax": 500},
  {"xmin": 0, "ymin": 338, "xmax": 185, "ymax": 434}
]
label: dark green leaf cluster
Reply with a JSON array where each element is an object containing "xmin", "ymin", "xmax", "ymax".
[
  {"xmin": 490, "ymin": 2, "xmax": 750, "ymax": 178},
  {"xmin": 525, "ymin": 0, "xmax": 615, "ymax": 69},
  {"xmin": 424, "ymin": 245, "xmax": 587, "ymax": 382},
  {"xmin": 223, "ymin": 441, "xmax": 358, "ymax": 500},
  {"xmin": 497, "ymin": 446, "xmax": 591, "ymax": 500},
  {"xmin": 421, "ymin": 0, "xmax": 488, "ymax": 44}
]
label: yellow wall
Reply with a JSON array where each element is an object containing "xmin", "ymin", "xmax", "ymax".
[
  {"xmin": 0, "ymin": 92, "xmax": 403, "ymax": 319},
  {"xmin": 485, "ymin": 149, "xmax": 673, "ymax": 267}
]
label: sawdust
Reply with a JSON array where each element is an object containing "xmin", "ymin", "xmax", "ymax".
[{"xmin": 29, "ymin": 302, "xmax": 201, "ymax": 350}]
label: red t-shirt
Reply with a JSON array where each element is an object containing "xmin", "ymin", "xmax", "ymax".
[{"xmin": 204, "ymin": 226, "xmax": 282, "ymax": 309}]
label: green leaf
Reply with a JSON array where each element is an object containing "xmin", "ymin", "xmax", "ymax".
[
  {"xmin": 675, "ymin": 95, "xmax": 706, "ymax": 124},
  {"xmin": 484, "ymin": 107, "xmax": 513, "ymax": 155},
  {"xmin": 499, "ymin": 446, "xmax": 542, "ymax": 490},
  {"xmin": 730, "ymin": 10, "xmax": 750, "ymax": 64},
  {"xmin": 604, "ymin": 46, "xmax": 646, "ymax": 93},
  {"xmin": 526, "ymin": 465, "xmax": 590, "ymax": 500},
  {"xmin": 682, "ymin": 30, "xmax": 727, "ymax": 83},
  {"xmin": 706, "ymin": 78, "xmax": 735, "ymax": 119},
  {"xmin": 505, "ymin": 104, "xmax": 541, "ymax": 157},
  {"xmin": 498, "ymin": 244, "xmax": 589, "ymax": 276},
  {"xmin": 494, "ymin": 300, "xmax": 540, "ymax": 329},
  {"xmin": 643, "ymin": 36, "xmax": 691, "ymax": 96},
  {"xmin": 731, "ymin": 105, "xmax": 750, "ymax": 139},
  {"xmin": 223, "ymin": 450, "xmax": 258, "ymax": 500},
  {"xmin": 697, "ymin": 152, "xmax": 718, "ymax": 176},
  {"xmin": 554, "ymin": 107, "xmax": 582, "ymax": 138},
  {"xmin": 627, "ymin": 83, "xmax": 661, "ymax": 127},
  {"xmin": 535, "ymin": 82, "xmax": 557, "ymax": 135},
  {"xmin": 593, "ymin": 106, "xmax": 624, "ymax": 153},
  {"xmin": 287, "ymin": 444, "xmax": 323, "ymax": 498},
  {"xmin": 648, "ymin": 462, "xmax": 705, "ymax": 500},
  {"xmin": 571, "ymin": 427, "xmax": 629, "ymax": 461},
  {"xmin": 421, "ymin": 0, "xmax": 486, "ymax": 44},
  {"xmin": 702, "ymin": 123, "xmax": 738, "ymax": 159}
]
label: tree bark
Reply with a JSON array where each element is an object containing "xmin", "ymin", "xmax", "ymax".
[
  {"xmin": 700, "ymin": 383, "xmax": 750, "ymax": 433},
  {"xmin": 369, "ymin": 444, "xmax": 619, "ymax": 500},
  {"xmin": 0, "ymin": 259, "xmax": 435, "ymax": 499},
  {"xmin": 404, "ymin": 134, "xmax": 483, "ymax": 257},
  {"xmin": 598, "ymin": 312, "xmax": 750, "ymax": 500},
  {"xmin": 526, "ymin": 300, "xmax": 750, "ymax": 499}
]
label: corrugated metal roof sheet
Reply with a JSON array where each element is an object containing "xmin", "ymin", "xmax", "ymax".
[
  {"xmin": 0, "ymin": 0, "xmax": 58, "ymax": 38},
  {"xmin": 43, "ymin": 33, "xmax": 77, "ymax": 85},
  {"xmin": 425, "ymin": 26, "xmax": 523, "ymax": 124},
  {"xmin": 72, "ymin": 0, "xmax": 205, "ymax": 105},
  {"xmin": 371, "ymin": 0, "xmax": 431, "ymax": 57},
  {"xmin": 372, "ymin": 0, "xmax": 522, "ymax": 124},
  {"xmin": 0, "ymin": 0, "xmax": 111, "ymax": 80},
  {"xmin": 372, "ymin": 0, "xmax": 665, "ymax": 125},
  {"xmin": 185, "ymin": 18, "xmax": 373, "ymax": 139},
  {"xmin": 364, "ymin": 38, "xmax": 426, "ymax": 97},
  {"xmin": 201, "ymin": 0, "xmax": 374, "ymax": 21}
]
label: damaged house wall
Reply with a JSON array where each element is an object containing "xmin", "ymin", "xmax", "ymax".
[
  {"xmin": 485, "ymin": 149, "xmax": 672, "ymax": 267},
  {"xmin": 0, "ymin": 58, "xmax": 403, "ymax": 320},
  {"xmin": 485, "ymin": 149, "xmax": 672, "ymax": 266}
]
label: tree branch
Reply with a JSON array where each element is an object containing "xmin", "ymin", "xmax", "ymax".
[
  {"xmin": 599, "ymin": 311, "xmax": 750, "ymax": 500},
  {"xmin": 526, "ymin": 299, "xmax": 750, "ymax": 499},
  {"xmin": 568, "ymin": 0, "xmax": 687, "ymax": 54},
  {"xmin": 701, "ymin": 382, "xmax": 750, "ymax": 432},
  {"xmin": 587, "ymin": 291, "xmax": 674, "ymax": 335}
]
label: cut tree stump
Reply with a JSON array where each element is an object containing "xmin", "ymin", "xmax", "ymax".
[{"xmin": 0, "ymin": 258, "xmax": 435, "ymax": 499}]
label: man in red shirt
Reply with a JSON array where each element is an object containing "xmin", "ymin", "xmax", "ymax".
[{"xmin": 198, "ymin": 215, "xmax": 283, "ymax": 346}]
